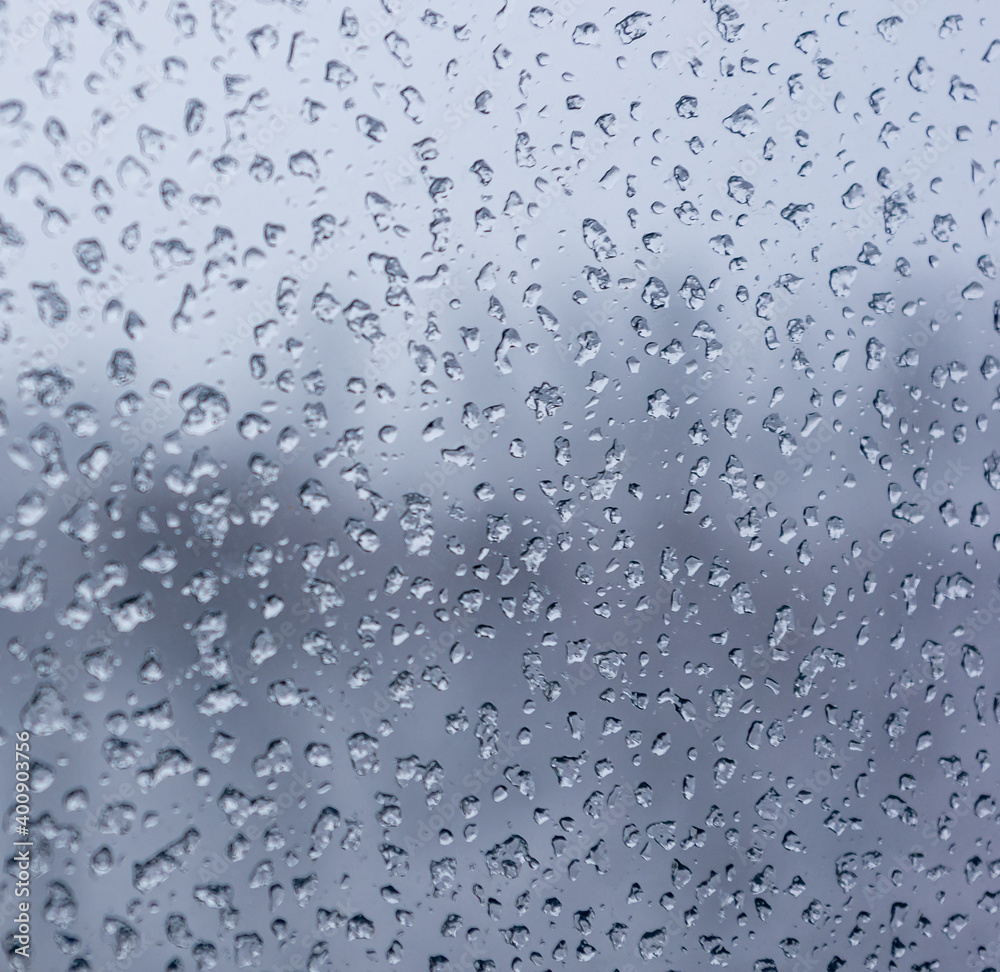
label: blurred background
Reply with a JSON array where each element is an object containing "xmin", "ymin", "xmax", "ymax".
[{"xmin": 1, "ymin": 1, "xmax": 999, "ymax": 970}]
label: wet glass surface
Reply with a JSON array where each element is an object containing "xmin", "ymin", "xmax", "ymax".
[{"xmin": 2, "ymin": 2, "xmax": 1000, "ymax": 970}]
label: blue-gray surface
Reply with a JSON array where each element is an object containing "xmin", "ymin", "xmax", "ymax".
[{"xmin": 1, "ymin": 1, "xmax": 999, "ymax": 970}]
